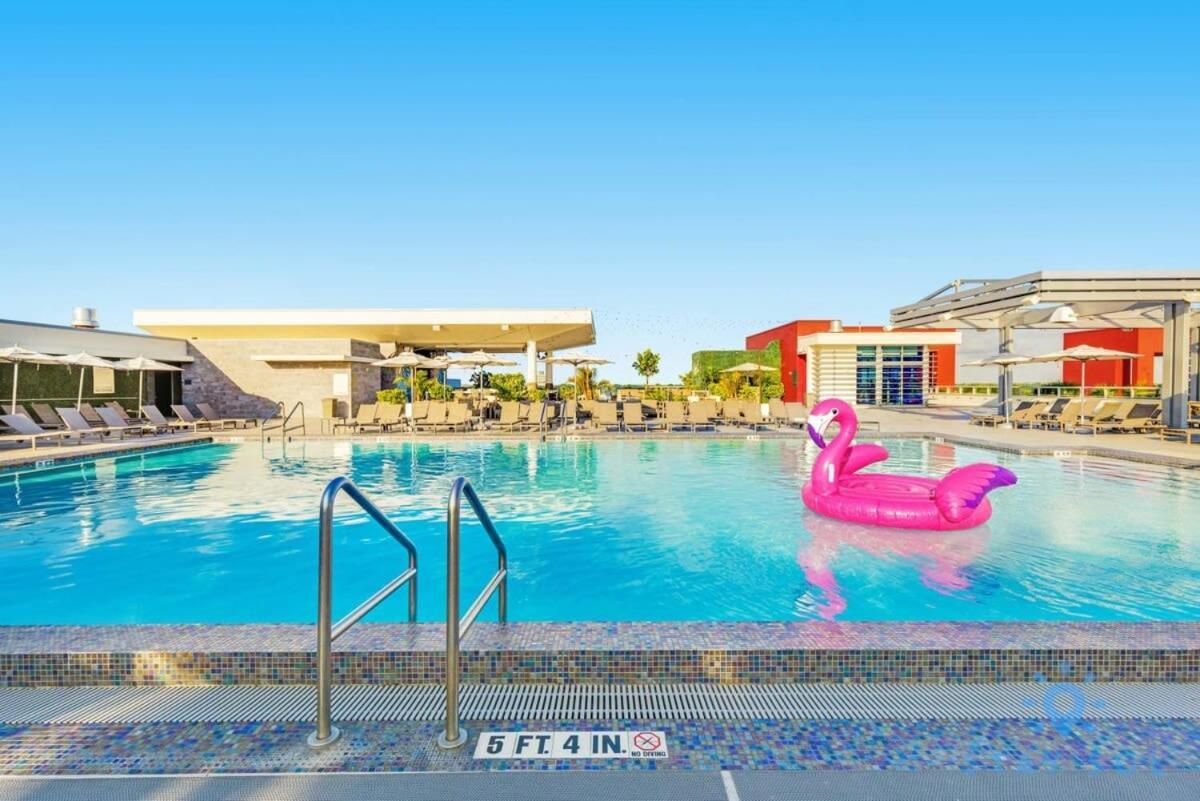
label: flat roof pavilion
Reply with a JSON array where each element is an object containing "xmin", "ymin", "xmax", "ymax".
[
  {"xmin": 133, "ymin": 308, "xmax": 596, "ymax": 353},
  {"xmin": 890, "ymin": 270, "xmax": 1199, "ymax": 427}
]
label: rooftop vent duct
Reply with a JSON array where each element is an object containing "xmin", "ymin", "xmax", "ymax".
[
  {"xmin": 71, "ymin": 307, "xmax": 99, "ymax": 329},
  {"xmin": 828, "ymin": 319, "xmax": 843, "ymax": 333}
]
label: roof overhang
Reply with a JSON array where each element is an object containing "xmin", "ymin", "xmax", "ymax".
[
  {"xmin": 133, "ymin": 308, "xmax": 597, "ymax": 352},
  {"xmin": 0, "ymin": 318, "xmax": 192, "ymax": 362},
  {"xmin": 798, "ymin": 331, "xmax": 962, "ymax": 347},
  {"xmin": 890, "ymin": 271, "xmax": 1200, "ymax": 330}
]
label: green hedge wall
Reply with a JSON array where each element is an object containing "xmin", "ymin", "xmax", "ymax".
[
  {"xmin": 690, "ymin": 340, "xmax": 780, "ymax": 376},
  {"xmin": 0, "ymin": 363, "xmax": 147, "ymax": 407}
]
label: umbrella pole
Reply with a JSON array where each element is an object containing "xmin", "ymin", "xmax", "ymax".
[
  {"xmin": 77, "ymin": 368, "xmax": 85, "ymax": 409},
  {"xmin": 11, "ymin": 362, "xmax": 18, "ymax": 410},
  {"xmin": 138, "ymin": 372, "xmax": 144, "ymax": 417}
]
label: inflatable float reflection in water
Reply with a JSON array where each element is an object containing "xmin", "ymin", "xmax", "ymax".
[{"xmin": 802, "ymin": 398, "xmax": 1017, "ymax": 531}]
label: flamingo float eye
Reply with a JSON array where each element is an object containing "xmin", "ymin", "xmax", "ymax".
[{"xmin": 831, "ymin": 408, "xmax": 839, "ymax": 416}]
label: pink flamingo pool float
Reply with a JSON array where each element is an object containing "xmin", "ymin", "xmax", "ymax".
[{"xmin": 803, "ymin": 398, "xmax": 1017, "ymax": 530}]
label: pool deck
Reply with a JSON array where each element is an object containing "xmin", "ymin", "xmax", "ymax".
[{"xmin": 3, "ymin": 405, "xmax": 1198, "ymax": 473}]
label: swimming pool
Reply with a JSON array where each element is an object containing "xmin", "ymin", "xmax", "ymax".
[{"xmin": 1, "ymin": 439, "xmax": 1198, "ymax": 624}]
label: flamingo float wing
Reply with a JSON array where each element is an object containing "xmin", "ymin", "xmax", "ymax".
[
  {"xmin": 842, "ymin": 443, "xmax": 889, "ymax": 475},
  {"xmin": 933, "ymin": 464, "xmax": 1018, "ymax": 523}
]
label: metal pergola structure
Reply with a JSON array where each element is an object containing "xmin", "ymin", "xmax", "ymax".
[{"xmin": 890, "ymin": 270, "xmax": 1200, "ymax": 428}]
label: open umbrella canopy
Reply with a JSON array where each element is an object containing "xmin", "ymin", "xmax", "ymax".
[
  {"xmin": 1031, "ymin": 344, "xmax": 1143, "ymax": 397},
  {"xmin": 113, "ymin": 356, "xmax": 182, "ymax": 415},
  {"xmin": 720, "ymin": 362, "xmax": 777, "ymax": 374},
  {"xmin": 0, "ymin": 345, "xmax": 61, "ymax": 410},
  {"xmin": 55, "ymin": 352, "xmax": 123, "ymax": 409},
  {"xmin": 544, "ymin": 352, "xmax": 611, "ymax": 367},
  {"xmin": 371, "ymin": 352, "xmax": 445, "ymax": 369},
  {"xmin": 964, "ymin": 353, "xmax": 1033, "ymax": 367},
  {"xmin": 1031, "ymin": 344, "xmax": 1142, "ymax": 363},
  {"xmin": 0, "ymin": 345, "xmax": 60, "ymax": 365},
  {"xmin": 446, "ymin": 350, "xmax": 518, "ymax": 368},
  {"xmin": 112, "ymin": 355, "xmax": 182, "ymax": 373}
]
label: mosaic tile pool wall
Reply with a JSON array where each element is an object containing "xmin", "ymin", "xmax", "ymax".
[{"xmin": 2, "ymin": 623, "xmax": 1197, "ymax": 687}]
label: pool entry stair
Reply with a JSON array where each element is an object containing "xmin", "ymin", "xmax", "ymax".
[{"xmin": 311, "ymin": 474, "xmax": 508, "ymax": 751}]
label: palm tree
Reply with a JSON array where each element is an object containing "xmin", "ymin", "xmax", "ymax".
[{"xmin": 632, "ymin": 349, "xmax": 661, "ymax": 392}]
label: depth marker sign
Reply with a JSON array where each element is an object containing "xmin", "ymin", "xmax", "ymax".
[{"xmin": 474, "ymin": 730, "xmax": 669, "ymax": 759}]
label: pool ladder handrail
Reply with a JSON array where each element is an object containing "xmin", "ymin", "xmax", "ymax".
[
  {"xmin": 437, "ymin": 475, "xmax": 508, "ymax": 750},
  {"xmin": 261, "ymin": 401, "xmax": 306, "ymax": 442},
  {"xmin": 308, "ymin": 476, "xmax": 418, "ymax": 749}
]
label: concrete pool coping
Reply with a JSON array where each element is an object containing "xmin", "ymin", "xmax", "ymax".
[{"xmin": 2, "ymin": 622, "xmax": 1197, "ymax": 686}]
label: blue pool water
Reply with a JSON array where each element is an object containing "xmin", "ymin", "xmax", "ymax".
[{"xmin": 1, "ymin": 439, "xmax": 1198, "ymax": 624}]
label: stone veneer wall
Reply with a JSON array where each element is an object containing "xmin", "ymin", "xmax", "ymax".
[{"xmin": 181, "ymin": 338, "xmax": 383, "ymax": 422}]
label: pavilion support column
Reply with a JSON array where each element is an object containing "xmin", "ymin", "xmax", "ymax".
[
  {"xmin": 525, "ymin": 340, "xmax": 538, "ymax": 387},
  {"xmin": 998, "ymin": 325, "xmax": 1015, "ymax": 415},
  {"xmin": 1162, "ymin": 301, "xmax": 1191, "ymax": 428},
  {"xmin": 1190, "ymin": 320, "xmax": 1199, "ymax": 402}
]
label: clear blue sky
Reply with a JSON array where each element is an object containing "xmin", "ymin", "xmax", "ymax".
[{"xmin": 2, "ymin": 2, "xmax": 1197, "ymax": 383}]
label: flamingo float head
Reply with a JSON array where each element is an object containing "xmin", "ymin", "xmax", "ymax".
[{"xmin": 807, "ymin": 398, "xmax": 857, "ymax": 448}]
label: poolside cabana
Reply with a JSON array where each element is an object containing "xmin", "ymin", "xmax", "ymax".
[{"xmin": 890, "ymin": 271, "xmax": 1200, "ymax": 428}]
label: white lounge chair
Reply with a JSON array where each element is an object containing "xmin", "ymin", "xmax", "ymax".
[{"xmin": 0, "ymin": 414, "xmax": 78, "ymax": 449}]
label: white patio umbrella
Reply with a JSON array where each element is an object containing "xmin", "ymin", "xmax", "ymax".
[
  {"xmin": 720, "ymin": 362, "xmax": 778, "ymax": 403},
  {"xmin": 112, "ymin": 356, "xmax": 182, "ymax": 417},
  {"xmin": 447, "ymin": 351, "xmax": 518, "ymax": 427},
  {"xmin": 55, "ymin": 351, "xmax": 122, "ymax": 409},
  {"xmin": 0, "ymin": 345, "xmax": 60, "ymax": 411},
  {"xmin": 964, "ymin": 353, "xmax": 1033, "ymax": 424},
  {"xmin": 544, "ymin": 353, "xmax": 612, "ymax": 427},
  {"xmin": 1031, "ymin": 344, "xmax": 1142, "ymax": 399},
  {"xmin": 372, "ymin": 351, "xmax": 446, "ymax": 402}
]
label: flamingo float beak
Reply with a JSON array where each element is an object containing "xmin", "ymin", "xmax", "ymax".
[{"xmin": 807, "ymin": 411, "xmax": 835, "ymax": 448}]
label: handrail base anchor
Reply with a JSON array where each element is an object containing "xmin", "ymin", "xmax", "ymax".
[
  {"xmin": 436, "ymin": 728, "xmax": 468, "ymax": 750},
  {"xmin": 306, "ymin": 727, "xmax": 341, "ymax": 749}
]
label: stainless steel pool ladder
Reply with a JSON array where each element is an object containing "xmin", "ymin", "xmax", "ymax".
[
  {"xmin": 308, "ymin": 476, "xmax": 418, "ymax": 748},
  {"xmin": 261, "ymin": 401, "xmax": 306, "ymax": 442},
  {"xmin": 437, "ymin": 476, "xmax": 508, "ymax": 750}
]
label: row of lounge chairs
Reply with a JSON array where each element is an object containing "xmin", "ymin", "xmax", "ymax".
[
  {"xmin": 334, "ymin": 400, "xmax": 482, "ymax": 433},
  {"xmin": 0, "ymin": 401, "xmax": 258, "ymax": 450},
  {"xmin": 970, "ymin": 397, "xmax": 1165, "ymax": 436}
]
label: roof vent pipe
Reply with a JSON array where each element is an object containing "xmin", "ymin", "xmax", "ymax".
[
  {"xmin": 71, "ymin": 307, "xmax": 99, "ymax": 329},
  {"xmin": 828, "ymin": 319, "xmax": 843, "ymax": 333}
]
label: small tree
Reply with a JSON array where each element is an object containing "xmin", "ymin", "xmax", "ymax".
[{"xmin": 632, "ymin": 348, "xmax": 661, "ymax": 392}]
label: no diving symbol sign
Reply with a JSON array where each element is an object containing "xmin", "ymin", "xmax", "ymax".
[
  {"xmin": 633, "ymin": 731, "xmax": 661, "ymax": 752},
  {"xmin": 474, "ymin": 730, "xmax": 669, "ymax": 759}
]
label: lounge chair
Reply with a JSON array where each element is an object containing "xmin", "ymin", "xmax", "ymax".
[
  {"xmin": 1068, "ymin": 399, "xmax": 1130, "ymax": 435},
  {"xmin": 519, "ymin": 401, "xmax": 547, "ymax": 431},
  {"xmin": 31, "ymin": 403, "xmax": 65, "ymax": 429},
  {"xmin": 1010, "ymin": 401, "xmax": 1049, "ymax": 429},
  {"xmin": 78, "ymin": 403, "xmax": 105, "ymax": 426},
  {"xmin": 561, "ymin": 399, "xmax": 578, "ymax": 429},
  {"xmin": 409, "ymin": 400, "xmax": 430, "ymax": 429},
  {"xmin": 333, "ymin": 403, "xmax": 378, "ymax": 433},
  {"xmin": 622, "ymin": 402, "xmax": 650, "ymax": 432},
  {"xmin": 720, "ymin": 400, "xmax": 745, "ymax": 426},
  {"xmin": 142, "ymin": 405, "xmax": 197, "ymax": 431},
  {"xmin": 783, "ymin": 402, "xmax": 808, "ymax": 427},
  {"xmin": 3, "ymin": 403, "xmax": 33, "ymax": 420},
  {"xmin": 56, "ymin": 407, "xmax": 132, "ymax": 441},
  {"xmin": 1030, "ymin": 398, "xmax": 1070, "ymax": 428},
  {"xmin": 663, "ymin": 401, "xmax": 693, "ymax": 431},
  {"xmin": 767, "ymin": 399, "xmax": 789, "ymax": 425},
  {"xmin": 196, "ymin": 402, "xmax": 257, "ymax": 429},
  {"xmin": 689, "ymin": 400, "xmax": 718, "ymax": 428},
  {"xmin": 171, "ymin": 405, "xmax": 216, "ymax": 431},
  {"xmin": 439, "ymin": 403, "xmax": 472, "ymax": 432},
  {"xmin": 592, "ymin": 402, "xmax": 621, "ymax": 431},
  {"xmin": 969, "ymin": 400, "xmax": 1030, "ymax": 427},
  {"xmin": 1159, "ymin": 401, "xmax": 1200, "ymax": 444},
  {"xmin": 105, "ymin": 402, "xmax": 135, "ymax": 423},
  {"xmin": 741, "ymin": 402, "xmax": 770, "ymax": 430},
  {"xmin": 375, "ymin": 402, "xmax": 406, "ymax": 432},
  {"xmin": 97, "ymin": 407, "xmax": 159, "ymax": 437},
  {"xmin": 0, "ymin": 414, "xmax": 79, "ymax": 450},
  {"xmin": 415, "ymin": 401, "xmax": 447, "ymax": 431},
  {"xmin": 494, "ymin": 401, "xmax": 524, "ymax": 431},
  {"xmin": 1105, "ymin": 401, "xmax": 1163, "ymax": 434}
]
